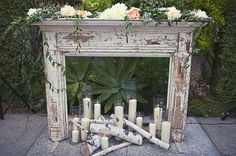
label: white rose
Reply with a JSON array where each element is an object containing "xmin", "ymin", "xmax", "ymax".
[
  {"xmin": 165, "ymin": 6, "xmax": 182, "ymax": 21},
  {"xmin": 111, "ymin": 3, "xmax": 127, "ymax": 20},
  {"xmin": 60, "ymin": 5, "xmax": 76, "ymax": 17},
  {"xmin": 27, "ymin": 8, "xmax": 41, "ymax": 16},
  {"xmin": 195, "ymin": 10, "xmax": 209, "ymax": 19},
  {"xmin": 99, "ymin": 9, "xmax": 113, "ymax": 19},
  {"xmin": 99, "ymin": 3, "xmax": 127, "ymax": 20}
]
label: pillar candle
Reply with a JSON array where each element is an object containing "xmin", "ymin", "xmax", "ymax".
[
  {"xmin": 161, "ymin": 121, "xmax": 171, "ymax": 144},
  {"xmin": 83, "ymin": 97, "xmax": 92, "ymax": 119},
  {"xmin": 149, "ymin": 123, "xmax": 156, "ymax": 137},
  {"xmin": 72, "ymin": 129, "xmax": 79, "ymax": 143},
  {"xmin": 73, "ymin": 116, "xmax": 80, "ymax": 130},
  {"xmin": 128, "ymin": 99, "xmax": 137, "ymax": 123},
  {"xmin": 114, "ymin": 106, "xmax": 123, "ymax": 128},
  {"xmin": 94, "ymin": 103, "xmax": 101, "ymax": 120},
  {"xmin": 154, "ymin": 105, "xmax": 161, "ymax": 130},
  {"xmin": 81, "ymin": 117, "xmax": 90, "ymax": 141},
  {"xmin": 136, "ymin": 117, "xmax": 143, "ymax": 128},
  {"xmin": 101, "ymin": 136, "xmax": 109, "ymax": 150}
]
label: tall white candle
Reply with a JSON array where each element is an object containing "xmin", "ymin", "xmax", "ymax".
[
  {"xmin": 161, "ymin": 121, "xmax": 171, "ymax": 144},
  {"xmin": 149, "ymin": 123, "xmax": 156, "ymax": 137},
  {"xmin": 72, "ymin": 129, "xmax": 79, "ymax": 143},
  {"xmin": 128, "ymin": 99, "xmax": 137, "ymax": 123},
  {"xmin": 73, "ymin": 116, "xmax": 80, "ymax": 130},
  {"xmin": 154, "ymin": 105, "xmax": 160, "ymax": 130},
  {"xmin": 81, "ymin": 118, "xmax": 90, "ymax": 141},
  {"xmin": 83, "ymin": 97, "xmax": 92, "ymax": 119},
  {"xmin": 115, "ymin": 106, "xmax": 123, "ymax": 128},
  {"xmin": 136, "ymin": 117, "xmax": 143, "ymax": 128},
  {"xmin": 101, "ymin": 136, "xmax": 109, "ymax": 150},
  {"xmin": 94, "ymin": 103, "xmax": 101, "ymax": 120}
]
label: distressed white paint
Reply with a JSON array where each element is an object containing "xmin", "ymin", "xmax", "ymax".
[{"xmin": 34, "ymin": 19, "xmax": 202, "ymax": 142}]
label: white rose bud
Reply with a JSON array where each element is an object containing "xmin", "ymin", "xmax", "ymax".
[{"xmin": 195, "ymin": 10, "xmax": 209, "ymax": 19}]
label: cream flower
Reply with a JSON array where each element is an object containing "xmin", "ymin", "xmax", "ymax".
[
  {"xmin": 60, "ymin": 5, "xmax": 76, "ymax": 17},
  {"xmin": 195, "ymin": 10, "xmax": 209, "ymax": 18},
  {"xmin": 127, "ymin": 7, "xmax": 140, "ymax": 20},
  {"xmin": 77, "ymin": 10, "xmax": 92, "ymax": 18},
  {"xmin": 27, "ymin": 8, "xmax": 41, "ymax": 16},
  {"xmin": 99, "ymin": 3, "xmax": 127, "ymax": 20},
  {"xmin": 165, "ymin": 6, "xmax": 182, "ymax": 20}
]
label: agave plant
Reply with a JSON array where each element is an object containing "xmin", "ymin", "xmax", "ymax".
[
  {"xmin": 90, "ymin": 58, "xmax": 147, "ymax": 112},
  {"xmin": 66, "ymin": 57, "xmax": 92, "ymax": 107}
]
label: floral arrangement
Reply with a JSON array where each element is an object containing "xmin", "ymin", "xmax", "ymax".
[{"xmin": 26, "ymin": 3, "xmax": 211, "ymax": 22}]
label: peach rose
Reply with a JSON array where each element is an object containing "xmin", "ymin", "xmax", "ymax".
[
  {"xmin": 127, "ymin": 7, "xmax": 140, "ymax": 20},
  {"xmin": 77, "ymin": 10, "xmax": 92, "ymax": 18}
]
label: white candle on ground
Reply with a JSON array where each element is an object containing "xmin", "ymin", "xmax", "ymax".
[
  {"xmin": 128, "ymin": 99, "xmax": 137, "ymax": 123},
  {"xmin": 114, "ymin": 106, "xmax": 124, "ymax": 128},
  {"xmin": 136, "ymin": 117, "xmax": 143, "ymax": 128},
  {"xmin": 73, "ymin": 116, "xmax": 80, "ymax": 130},
  {"xmin": 154, "ymin": 105, "xmax": 161, "ymax": 130},
  {"xmin": 72, "ymin": 129, "xmax": 79, "ymax": 143},
  {"xmin": 81, "ymin": 118, "xmax": 90, "ymax": 141},
  {"xmin": 83, "ymin": 97, "xmax": 92, "ymax": 119},
  {"xmin": 94, "ymin": 103, "xmax": 101, "ymax": 120},
  {"xmin": 161, "ymin": 121, "xmax": 171, "ymax": 144},
  {"xmin": 101, "ymin": 136, "xmax": 109, "ymax": 150},
  {"xmin": 149, "ymin": 123, "xmax": 156, "ymax": 137}
]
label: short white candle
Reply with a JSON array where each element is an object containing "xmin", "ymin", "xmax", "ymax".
[
  {"xmin": 94, "ymin": 103, "xmax": 101, "ymax": 120},
  {"xmin": 72, "ymin": 129, "xmax": 79, "ymax": 143},
  {"xmin": 83, "ymin": 97, "xmax": 92, "ymax": 119},
  {"xmin": 101, "ymin": 136, "xmax": 109, "ymax": 150},
  {"xmin": 114, "ymin": 106, "xmax": 123, "ymax": 128},
  {"xmin": 81, "ymin": 118, "xmax": 90, "ymax": 141},
  {"xmin": 128, "ymin": 99, "xmax": 137, "ymax": 123},
  {"xmin": 161, "ymin": 121, "xmax": 171, "ymax": 144},
  {"xmin": 136, "ymin": 117, "xmax": 143, "ymax": 128},
  {"xmin": 73, "ymin": 116, "xmax": 80, "ymax": 130},
  {"xmin": 154, "ymin": 105, "xmax": 161, "ymax": 130},
  {"xmin": 149, "ymin": 123, "xmax": 156, "ymax": 137}
]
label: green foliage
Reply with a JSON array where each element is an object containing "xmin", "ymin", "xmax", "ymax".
[
  {"xmin": 66, "ymin": 57, "xmax": 92, "ymax": 107},
  {"xmin": 90, "ymin": 58, "xmax": 147, "ymax": 112},
  {"xmin": 83, "ymin": 0, "xmax": 112, "ymax": 12},
  {"xmin": 136, "ymin": 58, "xmax": 169, "ymax": 113},
  {"xmin": 188, "ymin": 97, "xmax": 223, "ymax": 117},
  {"xmin": 218, "ymin": 0, "xmax": 236, "ymax": 111},
  {"xmin": 0, "ymin": 0, "xmax": 46, "ymax": 111}
]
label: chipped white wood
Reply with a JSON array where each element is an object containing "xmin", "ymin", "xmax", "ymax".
[{"xmin": 35, "ymin": 19, "xmax": 202, "ymax": 142}]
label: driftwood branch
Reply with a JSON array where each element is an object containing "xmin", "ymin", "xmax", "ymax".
[
  {"xmin": 90, "ymin": 122, "xmax": 143, "ymax": 145},
  {"xmin": 92, "ymin": 142, "xmax": 132, "ymax": 156},
  {"xmin": 123, "ymin": 119, "xmax": 170, "ymax": 149}
]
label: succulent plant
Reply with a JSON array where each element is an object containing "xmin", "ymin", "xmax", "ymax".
[{"xmin": 83, "ymin": 0, "xmax": 113, "ymax": 12}]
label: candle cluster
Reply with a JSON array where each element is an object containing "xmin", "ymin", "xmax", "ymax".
[{"xmin": 71, "ymin": 96, "xmax": 171, "ymax": 150}]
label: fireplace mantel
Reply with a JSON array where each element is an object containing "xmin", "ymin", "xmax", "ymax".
[{"xmin": 35, "ymin": 19, "xmax": 202, "ymax": 142}]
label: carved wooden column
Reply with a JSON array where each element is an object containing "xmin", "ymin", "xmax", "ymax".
[{"xmin": 35, "ymin": 20, "xmax": 201, "ymax": 142}]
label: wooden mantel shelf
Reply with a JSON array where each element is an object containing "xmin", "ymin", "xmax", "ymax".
[{"xmin": 35, "ymin": 19, "xmax": 202, "ymax": 142}]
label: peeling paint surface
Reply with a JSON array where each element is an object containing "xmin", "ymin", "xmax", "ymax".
[{"xmin": 37, "ymin": 20, "xmax": 200, "ymax": 142}]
